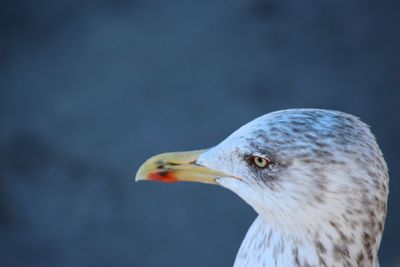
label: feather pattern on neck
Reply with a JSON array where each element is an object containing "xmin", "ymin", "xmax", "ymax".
[{"xmin": 233, "ymin": 216, "xmax": 381, "ymax": 267}]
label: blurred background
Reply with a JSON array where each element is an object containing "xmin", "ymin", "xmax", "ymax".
[{"xmin": 1, "ymin": 0, "xmax": 399, "ymax": 266}]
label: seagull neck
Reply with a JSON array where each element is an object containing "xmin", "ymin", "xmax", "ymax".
[
  {"xmin": 233, "ymin": 216, "xmax": 380, "ymax": 267},
  {"xmin": 233, "ymin": 216, "xmax": 319, "ymax": 267}
]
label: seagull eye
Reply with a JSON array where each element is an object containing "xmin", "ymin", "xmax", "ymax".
[{"xmin": 251, "ymin": 156, "xmax": 270, "ymax": 169}]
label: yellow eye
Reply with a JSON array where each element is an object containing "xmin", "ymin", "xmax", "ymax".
[{"xmin": 251, "ymin": 156, "xmax": 270, "ymax": 168}]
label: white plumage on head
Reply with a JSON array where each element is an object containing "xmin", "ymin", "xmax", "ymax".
[{"xmin": 136, "ymin": 109, "xmax": 388, "ymax": 267}]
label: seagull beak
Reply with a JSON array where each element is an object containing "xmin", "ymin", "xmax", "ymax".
[{"xmin": 135, "ymin": 150, "xmax": 227, "ymax": 185}]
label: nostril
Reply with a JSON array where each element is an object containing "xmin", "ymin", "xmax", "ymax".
[{"xmin": 157, "ymin": 164, "xmax": 164, "ymax": 169}]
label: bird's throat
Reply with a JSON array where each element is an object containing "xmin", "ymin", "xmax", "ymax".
[
  {"xmin": 233, "ymin": 216, "xmax": 318, "ymax": 267},
  {"xmin": 233, "ymin": 216, "xmax": 380, "ymax": 267}
]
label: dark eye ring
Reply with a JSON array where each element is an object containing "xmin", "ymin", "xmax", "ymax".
[{"xmin": 250, "ymin": 156, "xmax": 271, "ymax": 169}]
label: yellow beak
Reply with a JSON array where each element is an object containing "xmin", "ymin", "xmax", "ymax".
[{"xmin": 135, "ymin": 150, "xmax": 228, "ymax": 185}]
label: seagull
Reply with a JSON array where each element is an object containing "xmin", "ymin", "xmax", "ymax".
[{"xmin": 135, "ymin": 109, "xmax": 388, "ymax": 267}]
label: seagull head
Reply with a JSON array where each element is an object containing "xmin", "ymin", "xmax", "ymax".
[{"xmin": 136, "ymin": 109, "xmax": 388, "ymax": 249}]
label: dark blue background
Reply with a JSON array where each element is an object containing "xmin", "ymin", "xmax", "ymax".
[{"xmin": 1, "ymin": 1, "xmax": 399, "ymax": 266}]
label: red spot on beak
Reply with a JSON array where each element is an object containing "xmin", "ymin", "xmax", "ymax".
[{"xmin": 148, "ymin": 171, "xmax": 178, "ymax": 183}]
